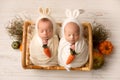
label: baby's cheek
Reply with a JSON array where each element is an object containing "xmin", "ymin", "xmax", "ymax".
[
  {"xmin": 75, "ymin": 36, "xmax": 80, "ymax": 41},
  {"xmin": 64, "ymin": 35, "xmax": 69, "ymax": 41},
  {"xmin": 46, "ymin": 31, "xmax": 53, "ymax": 38}
]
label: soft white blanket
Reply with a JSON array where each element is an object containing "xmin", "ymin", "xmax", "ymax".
[
  {"xmin": 58, "ymin": 38, "xmax": 88, "ymax": 70},
  {"xmin": 29, "ymin": 33, "xmax": 59, "ymax": 67}
]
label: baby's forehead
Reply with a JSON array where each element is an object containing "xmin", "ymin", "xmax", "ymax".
[
  {"xmin": 65, "ymin": 22, "xmax": 80, "ymax": 30},
  {"xmin": 37, "ymin": 18, "xmax": 53, "ymax": 28}
]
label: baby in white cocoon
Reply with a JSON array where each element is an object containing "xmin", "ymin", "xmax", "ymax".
[
  {"xmin": 58, "ymin": 9, "xmax": 88, "ymax": 71},
  {"xmin": 29, "ymin": 8, "xmax": 59, "ymax": 67}
]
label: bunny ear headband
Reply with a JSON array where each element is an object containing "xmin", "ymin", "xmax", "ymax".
[
  {"xmin": 39, "ymin": 7, "xmax": 51, "ymax": 16},
  {"xmin": 62, "ymin": 9, "xmax": 83, "ymax": 38},
  {"xmin": 35, "ymin": 7, "xmax": 56, "ymax": 34},
  {"xmin": 64, "ymin": 9, "xmax": 80, "ymax": 26},
  {"xmin": 65, "ymin": 9, "xmax": 80, "ymax": 18}
]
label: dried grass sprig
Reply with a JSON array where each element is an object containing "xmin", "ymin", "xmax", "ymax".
[
  {"xmin": 6, "ymin": 16, "xmax": 26, "ymax": 42},
  {"xmin": 92, "ymin": 22, "xmax": 110, "ymax": 48}
]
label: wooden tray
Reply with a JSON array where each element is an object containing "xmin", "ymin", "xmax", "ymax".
[{"xmin": 21, "ymin": 21, "xmax": 93, "ymax": 71}]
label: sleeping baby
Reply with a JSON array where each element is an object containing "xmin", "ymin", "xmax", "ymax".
[
  {"xmin": 29, "ymin": 8, "xmax": 59, "ymax": 67},
  {"xmin": 58, "ymin": 9, "xmax": 88, "ymax": 71}
]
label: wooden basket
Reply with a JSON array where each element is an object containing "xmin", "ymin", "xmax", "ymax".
[{"xmin": 21, "ymin": 21, "xmax": 93, "ymax": 71}]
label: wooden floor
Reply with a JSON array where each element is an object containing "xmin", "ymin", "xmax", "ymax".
[{"xmin": 0, "ymin": 0, "xmax": 120, "ymax": 80}]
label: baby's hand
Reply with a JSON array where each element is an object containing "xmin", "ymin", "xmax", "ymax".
[
  {"xmin": 42, "ymin": 39, "xmax": 48, "ymax": 44},
  {"xmin": 70, "ymin": 44, "xmax": 75, "ymax": 50}
]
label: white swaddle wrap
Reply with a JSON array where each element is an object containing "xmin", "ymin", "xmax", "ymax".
[
  {"xmin": 58, "ymin": 9, "xmax": 88, "ymax": 70},
  {"xmin": 29, "ymin": 8, "xmax": 59, "ymax": 67}
]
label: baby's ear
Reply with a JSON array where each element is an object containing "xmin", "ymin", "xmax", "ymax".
[
  {"xmin": 73, "ymin": 9, "xmax": 80, "ymax": 18},
  {"xmin": 65, "ymin": 9, "xmax": 72, "ymax": 18}
]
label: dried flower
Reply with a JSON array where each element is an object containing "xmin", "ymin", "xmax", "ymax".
[
  {"xmin": 92, "ymin": 22, "xmax": 110, "ymax": 48},
  {"xmin": 6, "ymin": 16, "xmax": 26, "ymax": 42}
]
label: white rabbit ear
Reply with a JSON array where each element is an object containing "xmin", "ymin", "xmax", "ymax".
[
  {"xmin": 39, "ymin": 8, "xmax": 44, "ymax": 15},
  {"xmin": 73, "ymin": 9, "xmax": 80, "ymax": 18},
  {"xmin": 65, "ymin": 9, "xmax": 72, "ymax": 18},
  {"xmin": 45, "ymin": 8, "xmax": 51, "ymax": 15}
]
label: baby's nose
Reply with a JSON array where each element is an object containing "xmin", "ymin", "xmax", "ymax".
[
  {"xmin": 43, "ymin": 30, "xmax": 47, "ymax": 35},
  {"xmin": 70, "ymin": 35, "xmax": 74, "ymax": 39}
]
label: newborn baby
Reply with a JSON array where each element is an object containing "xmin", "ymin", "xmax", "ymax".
[
  {"xmin": 29, "ymin": 8, "xmax": 59, "ymax": 67},
  {"xmin": 58, "ymin": 9, "xmax": 88, "ymax": 71}
]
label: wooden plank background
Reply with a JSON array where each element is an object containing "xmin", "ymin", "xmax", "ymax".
[{"xmin": 0, "ymin": 0, "xmax": 120, "ymax": 80}]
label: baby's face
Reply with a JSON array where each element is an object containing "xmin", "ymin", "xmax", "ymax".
[
  {"xmin": 38, "ymin": 20, "xmax": 53, "ymax": 40},
  {"xmin": 64, "ymin": 22, "xmax": 80, "ymax": 44}
]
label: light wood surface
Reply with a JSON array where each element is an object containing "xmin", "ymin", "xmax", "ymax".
[{"xmin": 0, "ymin": 0, "xmax": 120, "ymax": 80}]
